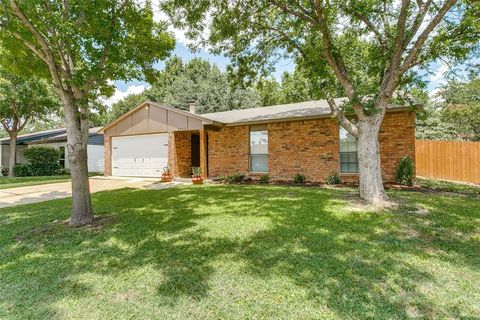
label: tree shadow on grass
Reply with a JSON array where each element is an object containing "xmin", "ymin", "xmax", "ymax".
[{"xmin": 0, "ymin": 185, "xmax": 479, "ymax": 318}]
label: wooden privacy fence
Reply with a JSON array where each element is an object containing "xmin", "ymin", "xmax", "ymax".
[{"xmin": 415, "ymin": 140, "xmax": 480, "ymax": 184}]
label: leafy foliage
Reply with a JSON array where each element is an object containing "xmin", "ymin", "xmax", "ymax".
[
  {"xmin": 417, "ymin": 72, "xmax": 480, "ymax": 141},
  {"xmin": 325, "ymin": 172, "xmax": 341, "ymax": 185},
  {"xmin": 396, "ymin": 156, "xmax": 415, "ymax": 186},
  {"xmin": 191, "ymin": 166, "xmax": 202, "ymax": 177},
  {"xmin": 13, "ymin": 147, "xmax": 61, "ymax": 177},
  {"xmin": 224, "ymin": 173, "xmax": 246, "ymax": 183},
  {"xmin": 293, "ymin": 173, "xmax": 306, "ymax": 184},
  {"xmin": 259, "ymin": 174, "xmax": 270, "ymax": 184},
  {"xmin": 0, "ymin": 69, "xmax": 59, "ymax": 135}
]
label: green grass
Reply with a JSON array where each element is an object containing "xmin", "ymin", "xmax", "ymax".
[
  {"xmin": 417, "ymin": 177, "xmax": 480, "ymax": 196},
  {"xmin": 0, "ymin": 185, "xmax": 479, "ymax": 319},
  {"xmin": 0, "ymin": 173, "xmax": 102, "ymax": 190},
  {"xmin": 0, "ymin": 175, "xmax": 72, "ymax": 189}
]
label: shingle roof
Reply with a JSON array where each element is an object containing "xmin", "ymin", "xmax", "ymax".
[
  {"xmin": 0, "ymin": 127, "xmax": 103, "ymax": 145},
  {"xmin": 201, "ymin": 98, "xmax": 414, "ymax": 125}
]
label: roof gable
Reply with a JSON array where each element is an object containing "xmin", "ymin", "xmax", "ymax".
[{"xmin": 100, "ymin": 101, "xmax": 216, "ymax": 136}]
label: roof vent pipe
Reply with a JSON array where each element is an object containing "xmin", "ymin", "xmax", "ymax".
[{"xmin": 188, "ymin": 100, "xmax": 197, "ymax": 114}]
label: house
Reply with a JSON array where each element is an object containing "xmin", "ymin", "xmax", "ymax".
[
  {"xmin": 0, "ymin": 127, "xmax": 104, "ymax": 173},
  {"xmin": 100, "ymin": 99, "xmax": 416, "ymax": 182}
]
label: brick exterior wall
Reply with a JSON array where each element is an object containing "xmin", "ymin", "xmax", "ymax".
[
  {"xmin": 103, "ymin": 110, "xmax": 415, "ymax": 183},
  {"xmin": 168, "ymin": 131, "xmax": 192, "ymax": 177},
  {"xmin": 379, "ymin": 111, "xmax": 416, "ymax": 181},
  {"xmin": 104, "ymin": 136, "xmax": 112, "ymax": 176},
  {"xmin": 207, "ymin": 126, "xmax": 249, "ymax": 176},
  {"xmin": 207, "ymin": 111, "xmax": 416, "ymax": 183}
]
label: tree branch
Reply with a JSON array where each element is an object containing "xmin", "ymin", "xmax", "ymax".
[
  {"xmin": 353, "ymin": 12, "xmax": 386, "ymax": 49},
  {"xmin": 9, "ymin": 0, "xmax": 67, "ymax": 89},
  {"xmin": 268, "ymin": 0, "xmax": 318, "ymax": 25},
  {"xmin": 313, "ymin": 1, "xmax": 365, "ymax": 120},
  {"xmin": 407, "ymin": 0, "xmax": 433, "ymax": 45},
  {"xmin": 399, "ymin": 0, "xmax": 457, "ymax": 74},
  {"xmin": 327, "ymin": 97, "xmax": 359, "ymax": 138}
]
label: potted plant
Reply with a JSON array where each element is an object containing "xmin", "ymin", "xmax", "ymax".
[
  {"xmin": 162, "ymin": 166, "xmax": 173, "ymax": 182},
  {"xmin": 191, "ymin": 166, "xmax": 203, "ymax": 185}
]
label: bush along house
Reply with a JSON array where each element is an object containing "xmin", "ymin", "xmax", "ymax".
[{"xmin": 99, "ymin": 99, "xmax": 416, "ymax": 183}]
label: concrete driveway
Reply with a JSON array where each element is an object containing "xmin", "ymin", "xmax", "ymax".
[{"xmin": 0, "ymin": 176, "xmax": 181, "ymax": 209}]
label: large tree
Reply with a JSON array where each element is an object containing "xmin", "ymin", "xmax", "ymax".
[
  {"xmin": 147, "ymin": 56, "xmax": 260, "ymax": 113},
  {"xmin": 103, "ymin": 56, "xmax": 261, "ymax": 124},
  {"xmin": 0, "ymin": 69, "xmax": 58, "ymax": 176},
  {"xmin": 0, "ymin": 0, "xmax": 174, "ymax": 226},
  {"xmin": 162, "ymin": 0, "xmax": 479, "ymax": 203}
]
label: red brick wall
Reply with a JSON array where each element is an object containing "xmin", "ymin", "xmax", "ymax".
[
  {"xmin": 104, "ymin": 136, "xmax": 112, "ymax": 176},
  {"xmin": 267, "ymin": 118, "xmax": 339, "ymax": 182},
  {"xmin": 379, "ymin": 111, "xmax": 416, "ymax": 181},
  {"xmin": 168, "ymin": 131, "xmax": 192, "ymax": 177},
  {"xmin": 207, "ymin": 111, "xmax": 416, "ymax": 183},
  {"xmin": 207, "ymin": 126, "xmax": 249, "ymax": 176}
]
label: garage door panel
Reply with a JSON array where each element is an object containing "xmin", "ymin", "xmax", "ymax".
[{"xmin": 112, "ymin": 133, "xmax": 168, "ymax": 177}]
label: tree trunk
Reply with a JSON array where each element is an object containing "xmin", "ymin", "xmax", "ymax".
[
  {"xmin": 8, "ymin": 132, "xmax": 18, "ymax": 177},
  {"xmin": 357, "ymin": 117, "xmax": 387, "ymax": 204},
  {"xmin": 61, "ymin": 92, "xmax": 94, "ymax": 227}
]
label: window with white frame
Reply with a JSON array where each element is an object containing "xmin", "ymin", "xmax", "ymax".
[
  {"xmin": 249, "ymin": 125, "xmax": 268, "ymax": 172},
  {"xmin": 339, "ymin": 127, "xmax": 358, "ymax": 173}
]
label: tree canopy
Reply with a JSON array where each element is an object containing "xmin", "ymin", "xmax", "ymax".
[
  {"xmin": 0, "ymin": 0, "xmax": 176, "ymax": 226},
  {"xmin": 417, "ymin": 70, "xmax": 480, "ymax": 141},
  {"xmin": 0, "ymin": 69, "xmax": 59, "ymax": 133}
]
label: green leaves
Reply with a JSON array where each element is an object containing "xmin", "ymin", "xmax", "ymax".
[
  {"xmin": 0, "ymin": 0, "xmax": 175, "ymax": 98},
  {"xmin": 0, "ymin": 69, "xmax": 59, "ymax": 133}
]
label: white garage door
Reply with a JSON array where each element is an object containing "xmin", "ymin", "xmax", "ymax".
[{"xmin": 112, "ymin": 133, "xmax": 168, "ymax": 177}]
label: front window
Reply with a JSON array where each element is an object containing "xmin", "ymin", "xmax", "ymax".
[
  {"xmin": 249, "ymin": 126, "xmax": 268, "ymax": 172},
  {"xmin": 339, "ymin": 127, "xmax": 358, "ymax": 173}
]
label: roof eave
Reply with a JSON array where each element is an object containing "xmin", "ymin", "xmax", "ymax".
[{"xmin": 213, "ymin": 105, "xmax": 418, "ymax": 127}]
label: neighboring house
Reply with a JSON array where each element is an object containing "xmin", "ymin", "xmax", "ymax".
[
  {"xmin": 100, "ymin": 99, "xmax": 416, "ymax": 182},
  {"xmin": 0, "ymin": 127, "xmax": 104, "ymax": 173}
]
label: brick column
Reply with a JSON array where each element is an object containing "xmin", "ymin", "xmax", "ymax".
[
  {"xmin": 104, "ymin": 135, "xmax": 112, "ymax": 176},
  {"xmin": 199, "ymin": 130, "xmax": 208, "ymax": 178}
]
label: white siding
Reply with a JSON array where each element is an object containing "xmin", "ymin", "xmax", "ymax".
[{"xmin": 87, "ymin": 145, "xmax": 104, "ymax": 173}]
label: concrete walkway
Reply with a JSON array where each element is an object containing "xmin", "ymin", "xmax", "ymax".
[{"xmin": 0, "ymin": 176, "xmax": 185, "ymax": 208}]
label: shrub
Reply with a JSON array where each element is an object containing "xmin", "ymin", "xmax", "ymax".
[
  {"xmin": 57, "ymin": 168, "xmax": 71, "ymax": 175},
  {"xmin": 22, "ymin": 146, "xmax": 61, "ymax": 176},
  {"xmin": 1, "ymin": 166, "xmax": 8, "ymax": 176},
  {"xmin": 191, "ymin": 166, "xmax": 202, "ymax": 177},
  {"xmin": 13, "ymin": 164, "xmax": 33, "ymax": 177},
  {"xmin": 259, "ymin": 174, "xmax": 270, "ymax": 184},
  {"xmin": 396, "ymin": 156, "xmax": 415, "ymax": 186},
  {"xmin": 225, "ymin": 173, "xmax": 246, "ymax": 183},
  {"xmin": 325, "ymin": 172, "xmax": 341, "ymax": 185},
  {"xmin": 293, "ymin": 173, "xmax": 306, "ymax": 184}
]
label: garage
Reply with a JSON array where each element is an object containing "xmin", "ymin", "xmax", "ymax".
[
  {"xmin": 101, "ymin": 101, "xmax": 217, "ymax": 178},
  {"xmin": 112, "ymin": 133, "xmax": 168, "ymax": 177}
]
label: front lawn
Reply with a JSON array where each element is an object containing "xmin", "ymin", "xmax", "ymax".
[
  {"xmin": 417, "ymin": 177, "xmax": 480, "ymax": 196},
  {"xmin": 0, "ymin": 173, "xmax": 102, "ymax": 190},
  {"xmin": 0, "ymin": 185, "xmax": 479, "ymax": 319},
  {"xmin": 0, "ymin": 175, "xmax": 72, "ymax": 189}
]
